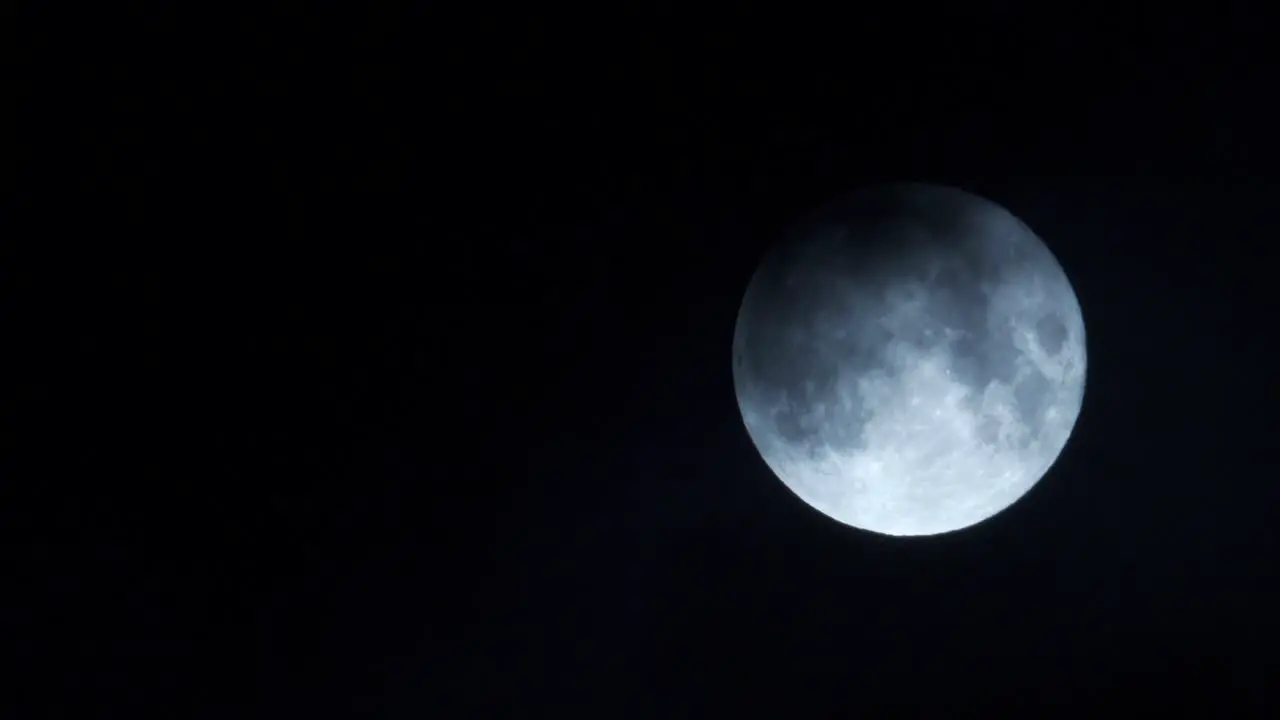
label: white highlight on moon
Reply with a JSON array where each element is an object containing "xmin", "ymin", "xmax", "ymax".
[
  {"xmin": 754, "ymin": 326, "xmax": 1082, "ymax": 536},
  {"xmin": 747, "ymin": 319, "xmax": 1080, "ymax": 532}
]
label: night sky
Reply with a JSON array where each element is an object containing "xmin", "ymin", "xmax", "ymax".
[{"xmin": 13, "ymin": 8, "xmax": 1276, "ymax": 716}]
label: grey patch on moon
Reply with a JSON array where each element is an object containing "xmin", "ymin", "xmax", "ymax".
[
  {"xmin": 1035, "ymin": 314, "xmax": 1067, "ymax": 355},
  {"xmin": 732, "ymin": 183, "xmax": 1087, "ymax": 537}
]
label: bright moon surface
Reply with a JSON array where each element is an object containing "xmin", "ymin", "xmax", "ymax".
[{"xmin": 732, "ymin": 184, "xmax": 1086, "ymax": 536}]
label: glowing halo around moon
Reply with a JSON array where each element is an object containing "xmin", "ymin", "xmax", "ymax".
[{"xmin": 731, "ymin": 183, "xmax": 1086, "ymax": 536}]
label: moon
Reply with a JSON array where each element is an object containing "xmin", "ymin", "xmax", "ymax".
[{"xmin": 732, "ymin": 183, "xmax": 1087, "ymax": 536}]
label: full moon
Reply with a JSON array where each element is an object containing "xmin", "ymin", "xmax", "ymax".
[{"xmin": 732, "ymin": 183, "xmax": 1086, "ymax": 536}]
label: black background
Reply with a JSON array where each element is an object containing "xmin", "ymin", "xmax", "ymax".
[{"xmin": 10, "ymin": 7, "xmax": 1276, "ymax": 716}]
